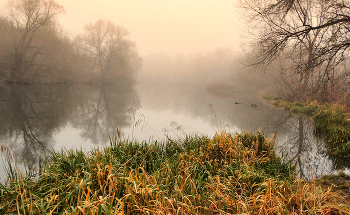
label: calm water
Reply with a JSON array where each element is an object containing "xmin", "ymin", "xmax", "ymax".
[{"xmin": 0, "ymin": 83, "xmax": 349, "ymax": 183}]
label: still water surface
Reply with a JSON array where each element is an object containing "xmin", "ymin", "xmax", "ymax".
[{"xmin": 0, "ymin": 83, "xmax": 349, "ymax": 183}]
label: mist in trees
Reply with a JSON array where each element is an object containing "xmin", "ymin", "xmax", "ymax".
[
  {"xmin": 138, "ymin": 47, "xmax": 271, "ymax": 96},
  {"xmin": 4, "ymin": 0, "xmax": 65, "ymax": 83},
  {"xmin": 3, "ymin": 0, "xmax": 350, "ymax": 103},
  {"xmin": 240, "ymin": 0, "xmax": 350, "ymax": 104},
  {"xmin": 0, "ymin": 0, "xmax": 142, "ymax": 174},
  {"xmin": 0, "ymin": 0, "xmax": 141, "ymax": 84},
  {"xmin": 139, "ymin": 48, "xmax": 238, "ymax": 85},
  {"xmin": 77, "ymin": 20, "xmax": 141, "ymax": 83}
]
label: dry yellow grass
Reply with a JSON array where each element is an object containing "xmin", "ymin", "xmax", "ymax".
[{"xmin": 1, "ymin": 131, "xmax": 349, "ymax": 214}]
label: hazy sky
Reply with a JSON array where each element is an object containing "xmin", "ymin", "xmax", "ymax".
[{"xmin": 1, "ymin": 0, "xmax": 243, "ymax": 56}]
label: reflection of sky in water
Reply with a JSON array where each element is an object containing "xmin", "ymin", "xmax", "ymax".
[
  {"xmin": 1, "ymin": 84, "xmax": 350, "ymax": 184},
  {"xmin": 0, "ymin": 107, "xmax": 239, "ymax": 183},
  {"xmin": 120, "ymin": 109, "xmax": 242, "ymax": 141}
]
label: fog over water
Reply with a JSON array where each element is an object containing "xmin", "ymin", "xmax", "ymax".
[
  {"xmin": 0, "ymin": 0, "xmax": 349, "ymax": 184},
  {"xmin": 0, "ymin": 83, "xmax": 349, "ymax": 183}
]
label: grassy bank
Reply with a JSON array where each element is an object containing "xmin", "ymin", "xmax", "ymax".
[
  {"xmin": 0, "ymin": 131, "xmax": 348, "ymax": 214},
  {"xmin": 264, "ymin": 95, "xmax": 350, "ymax": 157},
  {"xmin": 313, "ymin": 172, "xmax": 350, "ymax": 206}
]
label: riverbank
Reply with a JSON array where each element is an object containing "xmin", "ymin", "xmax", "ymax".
[
  {"xmin": 262, "ymin": 96, "xmax": 350, "ymax": 205},
  {"xmin": 263, "ymin": 96, "xmax": 350, "ymax": 157},
  {"xmin": 1, "ymin": 131, "xmax": 348, "ymax": 214}
]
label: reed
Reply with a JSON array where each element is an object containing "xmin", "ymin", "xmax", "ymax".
[{"xmin": 0, "ymin": 131, "xmax": 348, "ymax": 214}]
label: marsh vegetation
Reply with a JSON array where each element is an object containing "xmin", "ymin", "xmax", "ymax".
[{"xmin": 1, "ymin": 132, "xmax": 349, "ymax": 214}]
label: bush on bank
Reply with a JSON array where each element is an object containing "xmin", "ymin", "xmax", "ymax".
[{"xmin": 0, "ymin": 131, "xmax": 348, "ymax": 214}]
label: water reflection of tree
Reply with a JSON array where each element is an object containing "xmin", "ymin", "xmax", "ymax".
[
  {"xmin": 0, "ymin": 84, "xmax": 72, "ymax": 168},
  {"xmin": 271, "ymin": 114, "xmax": 340, "ymax": 180},
  {"xmin": 113, "ymin": 83, "xmax": 350, "ymax": 178},
  {"xmin": 201, "ymin": 95, "xmax": 336, "ymax": 179},
  {"xmin": 213, "ymin": 94, "xmax": 350, "ymax": 178},
  {"xmin": 209, "ymin": 95, "xmax": 350, "ymax": 179},
  {"xmin": 71, "ymin": 84, "xmax": 139, "ymax": 144}
]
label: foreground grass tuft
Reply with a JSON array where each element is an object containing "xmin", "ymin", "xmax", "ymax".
[{"xmin": 1, "ymin": 131, "xmax": 348, "ymax": 214}]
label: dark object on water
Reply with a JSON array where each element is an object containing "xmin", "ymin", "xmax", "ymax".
[
  {"xmin": 251, "ymin": 103, "xmax": 257, "ymax": 108},
  {"xmin": 235, "ymin": 102, "xmax": 242, "ymax": 104}
]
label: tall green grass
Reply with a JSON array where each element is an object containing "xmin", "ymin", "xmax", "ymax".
[{"xmin": 0, "ymin": 131, "xmax": 348, "ymax": 214}]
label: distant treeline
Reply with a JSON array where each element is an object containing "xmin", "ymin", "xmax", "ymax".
[
  {"xmin": 139, "ymin": 49, "xmax": 237, "ymax": 85},
  {"xmin": 0, "ymin": 0, "xmax": 141, "ymax": 84},
  {"xmin": 138, "ymin": 49, "xmax": 271, "ymax": 94}
]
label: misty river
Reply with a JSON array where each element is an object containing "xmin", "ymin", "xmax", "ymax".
[{"xmin": 0, "ymin": 83, "xmax": 349, "ymax": 183}]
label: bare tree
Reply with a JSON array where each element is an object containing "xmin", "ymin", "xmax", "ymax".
[
  {"xmin": 5, "ymin": 0, "xmax": 65, "ymax": 82},
  {"xmin": 79, "ymin": 20, "xmax": 141, "ymax": 83},
  {"xmin": 241, "ymin": 0, "xmax": 350, "ymax": 102},
  {"xmin": 0, "ymin": 17, "xmax": 13, "ymax": 79}
]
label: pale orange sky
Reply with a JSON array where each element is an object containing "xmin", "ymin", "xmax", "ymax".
[{"xmin": 1, "ymin": 0, "xmax": 243, "ymax": 56}]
